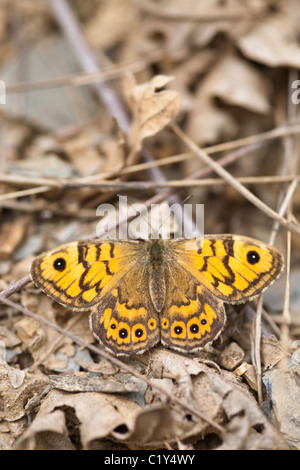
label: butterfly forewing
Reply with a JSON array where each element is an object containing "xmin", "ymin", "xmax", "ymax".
[
  {"xmin": 30, "ymin": 240, "xmax": 143, "ymax": 309},
  {"xmin": 170, "ymin": 235, "xmax": 283, "ymax": 303}
]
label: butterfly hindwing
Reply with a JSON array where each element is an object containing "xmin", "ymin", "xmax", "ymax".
[
  {"xmin": 90, "ymin": 262, "xmax": 160, "ymax": 355},
  {"xmin": 160, "ymin": 282, "xmax": 226, "ymax": 353}
]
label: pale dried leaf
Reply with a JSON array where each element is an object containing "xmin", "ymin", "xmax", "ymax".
[
  {"xmin": 48, "ymin": 374, "xmax": 144, "ymax": 394},
  {"xmin": 85, "ymin": 0, "xmax": 138, "ymax": 50},
  {"xmin": 206, "ymin": 55, "xmax": 271, "ymax": 115},
  {"xmin": 16, "ymin": 409, "xmax": 75, "ymax": 450},
  {"xmin": 125, "ymin": 74, "xmax": 181, "ymax": 148},
  {"xmin": 263, "ymin": 356, "xmax": 300, "ymax": 450},
  {"xmin": 219, "ymin": 342, "xmax": 245, "ymax": 371},
  {"xmin": 0, "ymin": 365, "xmax": 49, "ymax": 422},
  {"xmin": 238, "ymin": 14, "xmax": 300, "ymax": 68},
  {"xmin": 212, "ymin": 372, "xmax": 289, "ymax": 450},
  {"xmin": 16, "ymin": 388, "xmax": 174, "ymax": 450}
]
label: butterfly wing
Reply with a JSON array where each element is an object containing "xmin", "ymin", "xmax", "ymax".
[
  {"xmin": 159, "ymin": 234, "xmax": 283, "ymax": 353},
  {"xmin": 30, "ymin": 234, "xmax": 283, "ymax": 356},
  {"xmin": 90, "ymin": 260, "xmax": 160, "ymax": 356},
  {"xmin": 170, "ymin": 235, "xmax": 283, "ymax": 303},
  {"xmin": 160, "ymin": 276, "xmax": 226, "ymax": 353},
  {"xmin": 31, "ymin": 239, "xmax": 160, "ymax": 355},
  {"xmin": 30, "ymin": 240, "xmax": 143, "ymax": 309}
]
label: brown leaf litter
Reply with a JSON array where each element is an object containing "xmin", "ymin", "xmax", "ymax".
[{"xmin": 1, "ymin": 0, "xmax": 300, "ymax": 451}]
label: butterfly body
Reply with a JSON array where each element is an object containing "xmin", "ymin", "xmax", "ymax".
[{"xmin": 30, "ymin": 235, "xmax": 283, "ymax": 356}]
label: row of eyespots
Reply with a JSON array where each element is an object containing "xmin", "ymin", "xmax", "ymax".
[
  {"xmin": 106, "ymin": 316, "xmax": 210, "ymax": 342},
  {"xmin": 162, "ymin": 316, "xmax": 209, "ymax": 338},
  {"xmin": 107, "ymin": 318, "xmax": 158, "ymax": 342}
]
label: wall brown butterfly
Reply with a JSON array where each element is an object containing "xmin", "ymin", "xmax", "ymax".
[{"xmin": 30, "ymin": 235, "xmax": 283, "ymax": 356}]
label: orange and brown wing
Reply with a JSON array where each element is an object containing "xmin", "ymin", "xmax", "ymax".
[
  {"xmin": 30, "ymin": 240, "xmax": 142, "ymax": 309},
  {"xmin": 170, "ymin": 235, "xmax": 283, "ymax": 303},
  {"xmin": 31, "ymin": 239, "xmax": 160, "ymax": 355},
  {"xmin": 90, "ymin": 260, "xmax": 160, "ymax": 356},
  {"xmin": 160, "ymin": 257, "xmax": 226, "ymax": 353},
  {"xmin": 159, "ymin": 234, "xmax": 283, "ymax": 353}
]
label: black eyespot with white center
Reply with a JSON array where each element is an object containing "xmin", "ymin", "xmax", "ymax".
[
  {"xmin": 53, "ymin": 257, "xmax": 67, "ymax": 272},
  {"xmin": 201, "ymin": 319, "xmax": 207, "ymax": 325},
  {"xmin": 190, "ymin": 324, "xmax": 199, "ymax": 334},
  {"xmin": 119, "ymin": 328, "xmax": 128, "ymax": 339},
  {"xmin": 247, "ymin": 250, "xmax": 260, "ymax": 265},
  {"xmin": 135, "ymin": 328, "xmax": 144, "ymax": 338},
  {"xmin": 174, "ymin": 326, "xmax": 183, "ymax": 335}
]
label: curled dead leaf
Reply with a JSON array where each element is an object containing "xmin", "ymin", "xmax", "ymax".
[
  {"xmin": 0, "ymin": 365, "xmax": 48, "ymax": 422},
  {"xmin": 124, "ymin": 74, "xmax": 181, "ymax": 153}
]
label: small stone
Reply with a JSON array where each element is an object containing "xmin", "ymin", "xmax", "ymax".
[{"xmin": 219, "ymin": 342, "xmax": 245, "ymax": 370}]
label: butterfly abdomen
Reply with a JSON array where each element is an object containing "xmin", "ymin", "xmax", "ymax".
[{"xmin": 149, "ymin": 269, "xmax": 166, "ymax": 312}]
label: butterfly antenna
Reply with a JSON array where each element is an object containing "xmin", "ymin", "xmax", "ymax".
[
  {"xmin": 118, "ymin": 195, "xmax": 152, "ymax": 237},
  {"xmin": 156, "ymin": 194, "xmax": 194, "ymax": 239}
]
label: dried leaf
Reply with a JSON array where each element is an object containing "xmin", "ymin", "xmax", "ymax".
[
  {"xmin": 263, "ymin": 355, "xmax": 300, "ymax": 450},
  {"xmin": 0, "ymin": 365, "xmax": 49, "ymax": 422},
  {"xmin": 125, "ymin": 74, "xmax": 181, "ymax": 149},
  {"xmin": 0, "ymin": 220, "xmax": 26, "ymax": 260},
  {"xmin": 85, "ymin": 0, "xmax": 138, "ymax": 50},
  {"xmin": 238, "ymin": 13, "xmax": 300, "ymax": 68},
  {"xmin": 17, "ymin": 408, "xmax": 76, "ymax": 450},
  {"xmin": 187, "ymin": 95, "xmax": 238, "ymax": 145},
  {"xmin": 219, "ymin": 342, "xmax": 245, "ymax": 371},
  {"xmin": 48, "ymin": 374, "xmax": 144, "ymax": 394},
  {"xmin": 16, "ymin": 388, "xmax": 173, "ymax": 450},
  {"xmin": 206, "ymin": 55, "xmax": 271, "ymax": 115},
  {"xmin": 212, "ymin": 372, "xmax": 289, "ymax": 450}
]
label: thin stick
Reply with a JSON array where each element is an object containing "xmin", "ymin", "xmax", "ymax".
[
  {"xmin": 171, "ymin": 123, "xmax": 300, "ymax": 236},
  {"xmin": 254, "ymin": 178, "xmax": 298, "ymax": 402},
  {"xmin": 281, "ymin": 228, "xmax": 292, "ymax": 345},
  {"xmin": 1, "ymin": 121, "xmax": 300, "ymax": 193},
  {"xmin": 135, "ymin": 0, "xmax": 255, "ymax": 22},
  {"xmin": 0, "ymin": 274, "xmax": 31, "ymax": 299},
  {"xmin": 0, "ymin": 186, "xmax": 52, "ymax": 201},
  {"xmin": 269, "ymin": 178, "xmax": 298, "ymax": 246},
  {"xmin": 254, "ymin": 296, "xmax": 264, "ymax": 403},
  {"xmin": 2, "ymin": 174, "xmax": 300, "ymax": 199},
  {"xmin": 2, "ymin": 122, "xmax": 300, "ymax": 188},
  {"xmin": 0, "ymin": 295, "xmax": 224, "ymax": 433},
  {"xmin": 5, "ymin": 49, "xmax": 164, "ymax": 94}
]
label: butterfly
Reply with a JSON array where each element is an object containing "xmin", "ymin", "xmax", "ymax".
[{"xmin": 30, "ymin": 235, "xmax": 283, "ymax": 356}]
